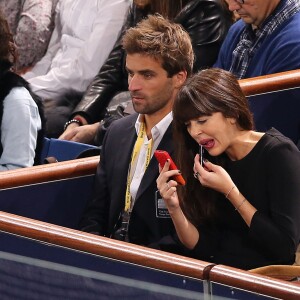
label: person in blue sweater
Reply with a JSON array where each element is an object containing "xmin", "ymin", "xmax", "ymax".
[
  {"xmin": 214, "ymin": 0, "xmax": 300, "ymax": 146},
  {"xmin": 214, "ymin": 0, "xmax": 300, "ymax": 79}
]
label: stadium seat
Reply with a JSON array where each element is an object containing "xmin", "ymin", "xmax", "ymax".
[{"xmin": 40, "ymin": 137, "xmax": 100, "ymax": 163}]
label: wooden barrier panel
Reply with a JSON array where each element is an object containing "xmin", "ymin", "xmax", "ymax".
[
  {"xmin": 0, "ymin": 211, "xmax": 213, "ymax": 298},
  {"xmin": 1, "ymin": 211, "xmax": 300, "ymax": 299},
  {"xmin": 0, "ymin": 211, "xmax": 212, "ymax": 280},
  {"xmin": 238, "ymin": 69, "xmax": 300, "ymax": 144},
  {"xmin": 0, "ymin": 156, "xmax": 100, "ymax": 228}
]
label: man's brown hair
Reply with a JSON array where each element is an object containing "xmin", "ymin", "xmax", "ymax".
[{"xmin": 122, "ymin": 14, "xmax": 194, "ymax": 77}]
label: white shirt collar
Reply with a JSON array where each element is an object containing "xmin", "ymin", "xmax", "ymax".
[{"xmin": 134, "ymin": 112, "xmax": 173, "ymax": 142}]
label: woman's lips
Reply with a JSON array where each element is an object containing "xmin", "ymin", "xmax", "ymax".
[{"xmin": 200, "ymin": 139, "xmax": 215, "ymax": 149}]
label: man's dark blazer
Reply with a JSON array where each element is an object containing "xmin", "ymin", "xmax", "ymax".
[{"xmin": 80, "ymin": 113, "xmax": 186, "ymax": 253}]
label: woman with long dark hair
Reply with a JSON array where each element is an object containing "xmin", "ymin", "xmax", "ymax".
[{"xmin": 157, "ymin": 68, "xmax": 300, "ymax": 270}]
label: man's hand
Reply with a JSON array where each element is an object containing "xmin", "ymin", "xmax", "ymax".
[{"xmin": 59, "ymin": 122, "xmax": 100, "ymax": 144}]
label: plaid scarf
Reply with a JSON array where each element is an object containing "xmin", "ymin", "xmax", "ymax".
[{"xmin": 230, "ymin": 0, "xmax": 300, "ymax": 79}]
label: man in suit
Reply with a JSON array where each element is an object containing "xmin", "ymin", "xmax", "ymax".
[{"xmin": 79, "ymin": 14, "xmax": 194, "ymax": 254}]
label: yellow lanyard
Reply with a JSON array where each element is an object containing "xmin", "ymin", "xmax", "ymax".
[{"xmin": 124, "ymin": 122, "xmax": 153, "ymax": 212}]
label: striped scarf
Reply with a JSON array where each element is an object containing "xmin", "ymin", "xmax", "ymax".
[{"xmin": 230, "ymin": 0, "xmax": 300, "ymax": 79}]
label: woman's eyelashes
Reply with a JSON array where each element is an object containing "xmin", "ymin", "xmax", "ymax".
[
  {"xmin": 196, "ymin": 119, "xmax": 207, "ymax": 124},
  {"xmin": 184, "ymin": 117, "xmax": 209, "ymax": 129}
]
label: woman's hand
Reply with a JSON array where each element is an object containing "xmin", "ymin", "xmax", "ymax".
[
  {"xmin": 156, "ymin": 160, "xmax": 181, "ymax": 213},
  {"xmin": 156, "ymin": 159, "xmax": 200, "ymax": 249},
  {"xmin": 193, "ymin": 154, "xmax": 235, "ymax": 195}
]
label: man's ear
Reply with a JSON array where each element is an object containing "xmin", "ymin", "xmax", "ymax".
[{"xmin": 173, "ymin": 70, "xmax": 187, "ymax": 88}]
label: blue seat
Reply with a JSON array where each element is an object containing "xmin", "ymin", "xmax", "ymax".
[{"xmin": 40, "ymin": 137, "xmax": 100, "ymax": 163}]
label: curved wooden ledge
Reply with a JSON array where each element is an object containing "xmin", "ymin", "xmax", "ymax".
[
  {"xmin": 239, "ymin": 69, "xmax": 300, "ymax": 96},
  {"xmin": 0, "ymin": 156, "xmax": 99, "ymax": 189},
  {"xmin": 209, "ymin": 264, "xmax": 300, "ymax": 300},
  {"xmin": 0, "ymin": 211, "xmax": 214, "ymax": 280}
]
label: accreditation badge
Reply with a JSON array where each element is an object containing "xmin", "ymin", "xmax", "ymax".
[{"xmin": 155, "ymin": 190, "xmax": 170, "ymax": 218}]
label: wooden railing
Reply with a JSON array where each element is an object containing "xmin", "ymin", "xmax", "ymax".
[
  {"xmin": 0, "ymin": 156, "xmax": 99, "ymax": 189},
  {"xmin": 239, "ymin": 68, "xmax": 300, "ymax": 96},
  {"xmin": 0, "ymin": 211, "xmax": 212, "ymax": 280},
  {"xmin": 1, "ymin": 210, "xmax": 300, "ymax": 299}
]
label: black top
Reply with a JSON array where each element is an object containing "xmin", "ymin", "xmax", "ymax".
[{"xmin": 192, "ymin": 128, "xmax": 300, "ymax": 269}]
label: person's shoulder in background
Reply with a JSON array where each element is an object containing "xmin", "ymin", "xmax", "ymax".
[{"xmin": 14, "ymin": 0, "xmax": 59, "ymax": 72}]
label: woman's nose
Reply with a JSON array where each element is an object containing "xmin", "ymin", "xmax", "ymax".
[{"xmin": 189, "ymin": 123, "xmax": 201, "ymax": 139}]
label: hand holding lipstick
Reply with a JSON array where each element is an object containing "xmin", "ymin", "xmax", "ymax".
[{"xmin": 193, "ymin": 154, "xmax": 235, "ymax": 196}]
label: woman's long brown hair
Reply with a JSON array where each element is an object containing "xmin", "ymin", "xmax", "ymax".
[{"xmin": 173, "ymin": 68, "xmax": 254, "ymax": 225}]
